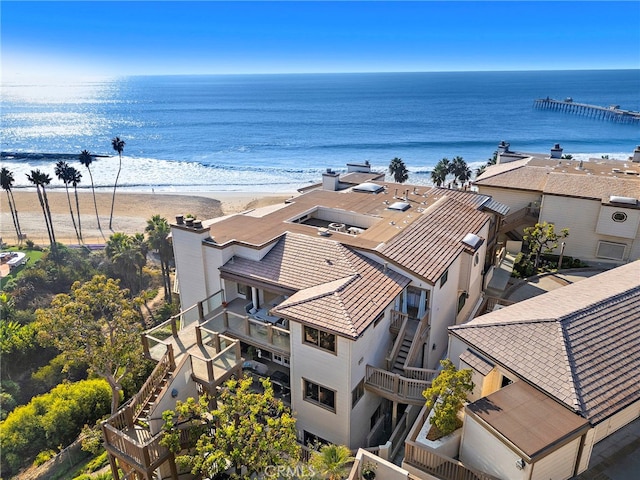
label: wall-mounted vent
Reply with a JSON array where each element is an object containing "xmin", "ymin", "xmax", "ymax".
[
  {"xmin": 596, "ymin": 241, "xmax": 626, "ymax": 260},
  {"xmin": 387, "ymin": 201, "xmax": 411, "ymax": 212},
  {"xmin": 461, "ymin": 233, "xmax": 483, "ymax": 251},
  {"xmin": 609, "ymin": 196, "xmax": 638, "ymax": 206},
  {"xmin": 353, "ymin": 182, "xmax": 384, "ymax": 194}
]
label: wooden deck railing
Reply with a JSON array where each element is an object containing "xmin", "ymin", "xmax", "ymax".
[
  {"xmin": 390, "ymin": 309, "xmax": 408, "ymax": 334},
  {"xmin": 404, "ymin": 442, "xmax": 499, "ymax": 480},
  {"xmin": 130, "ymin": 347, "xmax": 175, "ymax": 421},
  {"xmin": 364, "ymin": 365, "xmax": 432, "ymax": 405},
  {"xmin": 386, "ymin": 313, "xmax": 409, "ymax": 370}
]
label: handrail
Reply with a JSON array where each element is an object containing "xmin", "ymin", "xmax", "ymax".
[
  {"xmin": 129, "ymin": 347, "xmax": 175, "ymax": 421},
  {"xmin": 364, "ymin": 365, "xmax": 431, "ymax": 405},
  {"xmin": 189, "ymin": 338, "xmax": 241, "ymax": 385},
  {"xmin": 404, "ymin": 440, "xmax": 500, "ymax": 480},
  {"xmin": 386, "ymin": 313, "xmax": 409, "ymax": 370},
  {"xmin": 390, "ymin": 309, "xmax": 408, "ymax": 333},
  {"xmin": 403, "ymin": 310, "xmax": 430, "ymax": 372}
]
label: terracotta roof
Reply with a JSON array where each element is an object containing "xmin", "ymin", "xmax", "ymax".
[
  {"xmin": 467, "ymin": 381, "xmax": 589, "ymax": 461},
  {"xmin": 475, "ymin": 156, "xmax": 640, "ymax": 200},
  {"xmin": 379, "ymin": 196, "xmax": 490, "ymax": 283},
  {"xmin": 221, "ymin": 233, "xmax": 410, "ymax": 338},
  {"xmin": 450, "ymin": 262, "xmax": 640, "ymax": 424}
]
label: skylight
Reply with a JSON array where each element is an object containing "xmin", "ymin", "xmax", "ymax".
[
  {"xmin": 388, "ymin": 201, "xmax": 411, "ymax": 211},
  {"xmin": 462, "ymin": 233, "xmax": 483, "ymax": 251},
  {"xmin": 352, "ymin": 182, "xmax": 384, "ymax": 194}
]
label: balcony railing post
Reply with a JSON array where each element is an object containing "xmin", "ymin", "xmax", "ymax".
[
  {"xmin": 223, "ymin": 311, "xmax": 229, "ymax": 329},
  {"xmin": 207, "ymin": 359, "xmax": 215, "ymax": 383},
  {"xmin": 198, "ymin": 300, "xmax": 205, "ymax": 322},
  {"xmin": 267, "ymin": 325, "xmax": 273, "ymax": 344},
  {"xmin": 214, "ymin": 332, "xmax": 221, "ymax": 352},
  {"xmin": 235, "ymin": 340, "xmax": 241, "ymax": 361},
  {"xmin": 171, "ymin": 315, "xmax": 178, "ymax": 336},
  {"xmin": 143, "ymin": 445, "xmax": 151, "ymax": 472},
  {"xmin": 168, "ymin": 344, "xmax": 175, "ymax": 370},
  {"xmin": 196, "ymin": 325, "xmax": 203, "ymax": 347},
  {"xmin": 244, "ymin": 316, "xmax": 251, "ymax": 336},
  {"xmin": 141, "ymin": 334, "xmax": 150, "ymax": 358}
]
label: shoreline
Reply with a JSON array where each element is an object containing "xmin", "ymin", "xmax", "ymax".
[{"xmin": 0, "ymin": 190, "xmax": 296, "ymax": 247}]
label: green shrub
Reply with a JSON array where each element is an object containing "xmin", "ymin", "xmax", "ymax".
[
  {"xmin": 34, "ymin": 449, "xmax": 57, "ymax": 466},
  {"xmin": 85, "ymin": 451, "xmax": 109, "ymax": 472},
  {"xmin": 0, "ymin": 378, "xmax": 111, "ymax": 476}
]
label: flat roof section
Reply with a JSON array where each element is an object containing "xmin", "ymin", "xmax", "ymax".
[{"xmin": 466, "ymin": 381, "xmax": 589, "ymax": 461}]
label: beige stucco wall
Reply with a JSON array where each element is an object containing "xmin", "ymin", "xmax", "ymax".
[
  {"xmin": 540, "ymin": 195, "xmax": 639, "ymax": 262},
  {"xmin": 476, "ymin": 185, "xmax": 541, "ymax": 213},
  {"xmin": 530, "ymin": 438, "xmax": 580, "ymax": 480},
  {"xmin": 592, "ymin": 400, "xmax": 640, "ymax": 444}
]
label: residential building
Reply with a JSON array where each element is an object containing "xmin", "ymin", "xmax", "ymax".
[
  {"xmin": 101, "ymin": 166, "xmax": 510, "ymax": 479},
  {"xmin": 379, "ymin": 261, "xmax": 639, "ymax": 480},
  {"xmin": 474, "ymin": 143, "xmax": 640, "ymax": 263}
]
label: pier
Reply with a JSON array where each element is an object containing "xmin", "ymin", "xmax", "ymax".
[{"xmin": 533, "ymin": 97, "xmax": 640, "ymax": 124}]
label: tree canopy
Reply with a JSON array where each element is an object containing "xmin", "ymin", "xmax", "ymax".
[
  {"xmin": 523, "ymin": 222, "xmax": 570, "ymax": 267},
  {"xmin": 388, "ymin": 157, "xmax": 409, "ymax": 183},
  {"xmin": 161, "ymin": 377, "xmax": 299, "ymax": 479},
  {"xmin": 422, "ymin": 359, "xmax": 474, "ymax": 437},
  {"xmin": 35, "ymin": 274, "xmax": 143, "ymax": 414}
]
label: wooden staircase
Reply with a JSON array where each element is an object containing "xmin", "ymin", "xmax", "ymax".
[
  {"xmin": 392, "ymin": 335, "xmax": 414, "ymax": 375},
  {"xmin": 136, "ymin": 374, "xmax": 171, "ymax": 426}
]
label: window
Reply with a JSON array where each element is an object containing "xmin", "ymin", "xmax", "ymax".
[
  {"xmin": 439, "ymin": 269, "xmax": 449, "ymax": 288},
  {"xmin": 237, "ymin": 283, "xmax": 249, "ymax": 296},
  {"xmin": 373, "ymin": 312, "xmax": 384, "ymax": 328},
  {"xmin": 457, "ymin": 291, "xmax": 468, "ymax": 314},
  {"xmin": 352, "ymin": 378, "xmax": 365, "ymax": 408},
  {"xmin": 304, "ymin": 326, "xmax": 336, "ymax": 353},
  {"xmin": 304, "ymin": 379, "xmax": 336, "ymax": 412}
]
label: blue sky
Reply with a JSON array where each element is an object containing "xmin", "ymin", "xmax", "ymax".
[{"xmin": 2, "ymin": 1, "xmax": 639, "ymax": 79}]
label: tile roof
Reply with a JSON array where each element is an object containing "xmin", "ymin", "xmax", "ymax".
[
  {"xmin": 221, "ymin": 233, "xmax": 410, "ymax": 338},
  {"xmin": 467, "ymin": 381, "xmax": 589, "ymax": 461},
  {"xmin": 379, "ymin": 196, "xmax": 490, "ymax": 283},
  {"xmin": 475, "ymin": 156, "xmax": 640, "ymax": 201},
  {"xmin": 450, "ymin": 261, "xmax": 640, "ymax": 424}
]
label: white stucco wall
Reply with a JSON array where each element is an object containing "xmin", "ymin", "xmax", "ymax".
[
  {"xmin": 460, "ymin": 414, "xmax": 529, "ymax": 480},
  {"xmin": 592, "ymin": 400, "xmax": 640, "ymax": 444},
  {"xmin": 172, "ymin": 227, "xmax": 211, "ymax": 310}
]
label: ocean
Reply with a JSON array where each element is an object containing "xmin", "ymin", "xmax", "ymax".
[{"xmin": 1, "ymin": 70, "xmax": 639, "ymax": 193}]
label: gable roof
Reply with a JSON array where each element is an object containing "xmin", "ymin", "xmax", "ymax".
[
  {"xmin": 221, "ymin": 233, "xmax": 410, "ymax": 338},
  {"xmin": 450, "ymin": 262, "xmax": 640, "ymax": 424},
  {"xmin": 379, "ymin": 196, "xmax": 490, "ymax": 283}
]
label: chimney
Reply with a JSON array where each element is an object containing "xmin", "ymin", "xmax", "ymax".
[
  {"xmin": 550, "ymin": 143, "xmax": 563, "ymax": 159},
  {"xmin": 175, "ymin": 215, "xmax": 184, "ymax": 225},
  {"xmin": 322, "ymin": 168, "xmax": 340, "ymax": 191},
  {"xmin": 497, "ymin": 140, "xmax": 510, "ymax": 155},
  {"xmin": 632, "ymin": 145, "xmax": 640, "ymax": 163},
  {"xmin": 346, "ymin": 161, "xmax": 372, "ymax": 173}
]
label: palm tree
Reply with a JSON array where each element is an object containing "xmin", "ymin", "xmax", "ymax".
[
  {"xmin": 430, "ymin": 158, "xmax": 450, "ymax": 187},
  {"xmin": 145, "ymin": 215, "xmax": 173, "ymax": 302},
  {"xmin": 105, "ymin": 232, "xmax": 143, "ymax": 294},
  {"xmin": 1, "ymin": 167, "xmax": 23, "ymax": 244},
  {"xmin": 388, "ymin": 157, "xmax": 408, "ymax": 183},
  {"xmin": 79, "ymin": 149, "xmax": 102, "ymax": 231},
  {"xmin": 70, "ymin": 167, "xmax": 83, "ymax": 242},
  {"xmin": 55, "ymin": 161, "xmax": 81, "ymax": 244},
  {"xmin": 450, "ymin": 156, "xmax": 471, "ymax": 186},
  {"xmin": 310, "ymin": 444, "xmax": 354, "ymax": 480},
  {"xmin": 26, "ymin": 169, "xmax": 56, "ymax": 253},
  {"xmin": 109, "ymin": 136, "xmax": 126, "ymax": 230}
]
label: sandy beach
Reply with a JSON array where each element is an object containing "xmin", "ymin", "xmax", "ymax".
[{"xmin": 0, "ymin": 190, "xmax": 295, "ymax": 246}]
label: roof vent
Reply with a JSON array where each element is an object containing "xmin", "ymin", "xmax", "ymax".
[
  {"xmin": 388, "ymin": 201, "xmax": 411, "ymax": 212},
  {"xmin": 609, "ymin": 195, "xmax": 638, "ymax": 206},
  {"xmin": 461, "ymin": 233, "xmax": 484, "ymax": 251}
]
